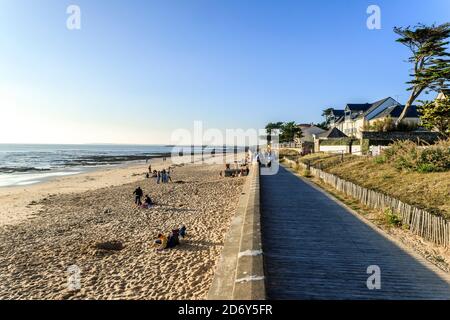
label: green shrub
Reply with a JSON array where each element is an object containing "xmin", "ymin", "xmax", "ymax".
[
  {"xmin": 419, "ymin": 143, "xmax": 450, "ymax": 171},
  {"xmin": 380, "ymin": 138, "xmax": 450, "ymax": 172},
  {"xmin": 385, "ymin": 208, "xmax": 402, "ymax": 227},
  {"xmin": 373, "ymin": 156, "xmax": 386, "ymax": 164},
  {"xmin": 396, "ymin": 121, "xmax": 419, "ymax": 132},
  {"xmin": 361, "ymin": 139, "xmax": 370, "ymax": 154},
  {"xmin": 367, "ymin": 116, "xmax": 418, "ymax": 132},
  {"xmin": 302, "ymin": 169, "xmax": 312, "ymax": 177},
  {"xmin": 417, "ymin": 163, "xmax": 438, "ymax": 173},
  {"xmin": 319, "ymin": 138, "xmax": 355, "ymax": 146}
]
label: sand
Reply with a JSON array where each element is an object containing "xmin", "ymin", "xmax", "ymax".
[
  {"xmin": 0, "ymin": 157, "xmax": 176, "ymax": 227},
  {"xmin": 0, "ymin": 156, "xmax": 246, "ymax": 300}
]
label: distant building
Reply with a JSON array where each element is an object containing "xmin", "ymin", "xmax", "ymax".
[
  {"xmin": 316, "ymin": 127, "xmax": 348, "ymax": 139},
  {"xmin": 328, "ymin": 97, "xmax": 420, "ymax": 138},
  {"xmin": 295, "ymin": 123, "xmax": 326, "ymax": 142},
  {"xmin": 290, "ymin": 124, "xmax": 326, "ymax": 155}
]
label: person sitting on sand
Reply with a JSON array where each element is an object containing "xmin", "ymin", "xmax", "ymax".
[
  {"xmin": 133, "ymin": 186, "xmax": 144, "ymax": 206},
  {"xmin": 152, "ymin": 170, "xmax": 157, "ymax": 177},
  {"xmin": 168, "ymin": 229, "xmax": 180, "ymax": 247},
  {"xmin": 141, "ymin": 194, "xmax": 153, "ymax": 208},
  {"xmin": 155, "ymin": 233, "xmax": 168, "ymax": 251},
  {"xmin": 154, "ymin": 225, "xmax": 186, "ymax": 250}
]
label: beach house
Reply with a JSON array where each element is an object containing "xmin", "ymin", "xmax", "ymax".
[
  {"xmin": 293, "ymin": 124, "xmax": 326, "ymax": 154},
  {"xmin": 328, "ymin": 97, "xmax": 420, "ymax": 138}
]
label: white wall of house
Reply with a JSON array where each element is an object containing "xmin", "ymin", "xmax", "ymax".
[
  {"xmin": 354, "ymin": 118, "xmax": 366, "ymax": 138},
  {"xmin": 351, "ymin": 145, "xmax": 361, "ymax": 155},
  {"xmin": 319, "ymin": 144, "xmax": 362, "ymax": 155},
  {"xmin": 342, "ymin": 120, "xmax": 357, "ymax": 137},
  {"xmin": 319, "ymin": 145, "xmax": 347, "ymax": 153}
]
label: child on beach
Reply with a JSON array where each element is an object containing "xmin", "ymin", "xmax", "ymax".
[
  {"xmin": 157, "ymin": 171, "xmax": 161, "ymax": 184},
  {"xmin": 133, "ymin": 186, "xmax": 143, "ymax": 206}
]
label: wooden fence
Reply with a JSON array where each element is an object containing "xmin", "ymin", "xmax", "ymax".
[{"xmin": 283, "ymin": 157, "xmax": 450, "ymax": 247}]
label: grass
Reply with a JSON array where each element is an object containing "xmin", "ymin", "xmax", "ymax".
[
  {"xmin": 290, "ymin": 151, "xmax": 450, "ymax": 218},
  {"xmin": 279, "ymin": 148, "xmax": 301, "ymax": 157},
  {"xmin": 326, "ymin": 156, "xmax": 450, "ymax": 218}
]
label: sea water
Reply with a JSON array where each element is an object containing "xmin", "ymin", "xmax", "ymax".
[{"xmin": 0, "ymin": 144, "xmax": 224, "ymax": 187}]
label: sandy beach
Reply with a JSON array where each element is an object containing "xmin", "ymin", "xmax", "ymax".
[
  {"xmin": 0, "ymin": 157, "xmax": 175, "ymax": 227},
  {"xmin": 0, "ymin": 156, "xmax": 246, "ymax": 299}
]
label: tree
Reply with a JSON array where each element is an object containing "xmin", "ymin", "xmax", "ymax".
[
  {"xmin": 265, "ymin": 122, "xmax": 284, "ymax": 135},
  {"xmin": 322, "ymin": 108, "xmax": 334, "ymax": 126},
  {"xmin": 280, "ymin": 121, "xmax": 302, "ymax": 143},
  {"xmin": 265, "ymin": 122, "xmax": 284, "ymax": 143},
  {"xmin": 394, "ymin": 23, "xmax": 450, "ymax": 123},
  {"xmin": 418, "ymin": 97, "xmax": 450, "ymax": 137},
  {"xmin": 265, "ymin": 121, "xmax": 303, "ymax": 143},
  {"xmin": 315, "ymin": 121, "xmax": 329, "ymax": 130}
]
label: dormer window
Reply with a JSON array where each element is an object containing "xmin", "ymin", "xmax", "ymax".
[{"xmin": 345, "ymin": 110, "xmax": 351, "ymax": 120}]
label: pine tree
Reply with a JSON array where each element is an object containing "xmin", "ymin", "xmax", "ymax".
[{"xmin": 394, "ymin": 23, "xmax": 450, "ymax": 123}]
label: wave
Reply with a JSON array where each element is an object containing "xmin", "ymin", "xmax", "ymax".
[{"xmin": 0, "ymin": 167, "xmax": 51, "ymax": 173}]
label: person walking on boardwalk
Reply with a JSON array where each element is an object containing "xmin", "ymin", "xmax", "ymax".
[{"xmin": 133, "ymin": 186, "xmax": 144, "ymax": 206}]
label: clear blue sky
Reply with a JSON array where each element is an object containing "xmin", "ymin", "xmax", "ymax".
[{"xmin": 0, "ymin": 0, "xmax": 449, "ymax": 144}]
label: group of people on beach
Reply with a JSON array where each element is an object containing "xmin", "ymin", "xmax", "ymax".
[
  {"xmin": 133, "ymin": 186, "xmax": 153, "ymax": 209},
  {"xmin": 133, "ymin": 161, "xmax": 187, "ymax": 251},
  {"xmin": 145, "ymin": 165, "xmax": 172, "ymax": 184}
]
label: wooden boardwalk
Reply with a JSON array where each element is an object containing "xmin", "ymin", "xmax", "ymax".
[{"xmin": 260, "ymin": 165, "xmax": 450, "ymax": 299}]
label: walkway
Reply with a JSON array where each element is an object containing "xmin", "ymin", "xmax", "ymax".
[{"xmin": 260, "ymin": 165, "xmax": 450, "ymax": 299}]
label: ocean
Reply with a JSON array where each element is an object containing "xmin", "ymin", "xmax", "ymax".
[{"xmin": 0, "ymin": 144, "xmax": 228, "ymax": 187}]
